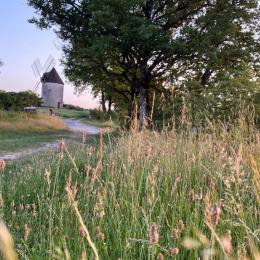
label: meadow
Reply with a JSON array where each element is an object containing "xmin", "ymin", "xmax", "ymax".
[
  {"xmin": 0, "ymin": 111, "xmax": 69, "ymax": 152},
  {"xmin": 0, "ymin": 114, "xmax": 259, "ymax": 259}
]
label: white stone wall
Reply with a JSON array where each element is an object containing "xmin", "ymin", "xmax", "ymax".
[{"xmin": 41, "ymin": 83, "xmax": 64, "ymax": 108}]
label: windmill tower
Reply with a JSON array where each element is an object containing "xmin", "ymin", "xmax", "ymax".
[{"xmin": 32, "ymin": 56, "xmax": 64, "ymax": 108}]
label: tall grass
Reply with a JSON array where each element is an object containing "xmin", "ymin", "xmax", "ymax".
[
  {"xmin": 1, "ymin": 115, "xmax": 259, "ymax": 259},
  {"xmin": 0, "ymin": 111, "xmax": 68, "ymax": 133}
]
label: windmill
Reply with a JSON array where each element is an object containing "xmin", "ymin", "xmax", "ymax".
[{"xmin": 31, "ymin": 55, "xmax": 64, "ymax": 108}]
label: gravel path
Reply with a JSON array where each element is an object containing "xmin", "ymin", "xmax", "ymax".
[{"xmin": 0, "ymin": 119, "xmax": 101, "ymax": 161}]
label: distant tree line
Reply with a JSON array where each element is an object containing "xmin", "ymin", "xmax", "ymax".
[{"xmin": 0, "ymin": 91, "xmax": 41, "ymax": 111}]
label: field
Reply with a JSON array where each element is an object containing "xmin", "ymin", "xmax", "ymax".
[
  {"xmin": 38, "ymin": 107, "xmax": 90, "ymax": 119},
  {"xmin": 0, "ymin": 111, "xmax": 69, "ymax": 152},
  {"xmin": 39, "ymin": 107, "xmax": 117, "ymax": 128},
  {"xmin": 0, "ymin": 116, "xmax": 259, "ymax": 259}
]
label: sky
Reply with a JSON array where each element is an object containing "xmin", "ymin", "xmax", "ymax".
[{"xmin": 0, "ymin": 1, "xmax": 99, "ymax": 109}]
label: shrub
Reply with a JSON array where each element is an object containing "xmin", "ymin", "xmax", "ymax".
[{"xmin": 0, "ymin": 91, "xmax": 41, "ymax": 111}]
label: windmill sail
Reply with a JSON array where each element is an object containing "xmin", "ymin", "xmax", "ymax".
[{"xmin": 31, "ymin": 55, "xmax": 56, "ymax": 93}]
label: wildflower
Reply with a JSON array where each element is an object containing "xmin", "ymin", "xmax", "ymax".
[
  {"xmin": 24, "ymin": 224, "xmax": 31, "ymax": 241},
  {"xmin": 11, "ymin": 210, "xmax": 16, "ymax": 216},
  {"xmin": 221, "ymin": 230, "xmax": 232, "ymax": 254},
  {"xmin": 157, "ymin": 253, "xmax": 164, "ymax": 260},
  {"xmin": 149, "ymin": 224, "xmax": 159, "ymax": 245},
  {"xmin": 171, "ymin": 228, "xmax": 179, "ymax": 239},
  {"xmin": 0, "ymin": 160, "xmax": 5, "ymax": 170},
  {"xmin": 168, "ymin": 247, "xmax": 179, "ymax": 255},
  {"xmin": 189, "ymin": 190, "xmax": 195, "ymax": 202}
]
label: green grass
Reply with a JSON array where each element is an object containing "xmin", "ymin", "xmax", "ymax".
[
  {"xmin": 82, "ymin": 118, "xmax": 117, "ymax": 128},
  {"xmin": 1, "ymin": 117, "xmax": 259, "ymax": 259},
  {"xmin": 0, "ymin": 131, "xmax": 67, "ymax": 152},
  {"xmin": 39, "ymin": 107, "xmax": 118, "ymax": 128},
  {"xmin": 0, "ymin": 110, "xmax": 69, "ymax": 153},
  {"xmin": 39, "ymin": 107, "xmax": 90, "ymax": 118}
]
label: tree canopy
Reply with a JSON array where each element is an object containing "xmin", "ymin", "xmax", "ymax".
[{"xmin": 28, "ymin": 0, "xmax": 260, "ymax": 127}]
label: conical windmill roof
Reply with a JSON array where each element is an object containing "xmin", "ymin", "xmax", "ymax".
[{"xmin": 42, "ymin": 68, "xmax": 64, "ymax": 85}]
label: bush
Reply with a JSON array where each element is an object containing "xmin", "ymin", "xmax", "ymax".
[
  {"xmin": 0, "ymin": 91, "xmax": 41, "ymax": 111},
  {"xmin": 63, "ymin": 104, "xmax": 84, "ymax": 111}
]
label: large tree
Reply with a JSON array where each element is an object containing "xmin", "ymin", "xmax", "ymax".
[{"xmin": 28, "ymin": 0, "xmax": 259, "ymax": 128}]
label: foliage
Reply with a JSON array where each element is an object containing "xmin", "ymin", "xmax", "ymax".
[
  {"xmin": 0, "ymin": 91, "xmax": 41, "ymax": 111},
  {"xmin": 27, "ymin": 0, "xmax": 259, "ymax": 127},
  {"xmin": 1, "ymin": 117, "xmax": 260, "ymax": 258},
  {"xmin": 63, "ymin": 104, "xmax": 85, "ymax": 111}
]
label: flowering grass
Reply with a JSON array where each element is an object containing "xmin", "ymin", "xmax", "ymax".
[{"xmin": 0, "ymin": 117, "xmax": 259, "ymax": 259}]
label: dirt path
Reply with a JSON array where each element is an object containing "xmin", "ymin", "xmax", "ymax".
[{"xmin": 0, "ymin": 119, "xmax": 101, "ymax": 161}]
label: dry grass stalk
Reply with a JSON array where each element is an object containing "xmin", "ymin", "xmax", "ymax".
[
  {"xmin": 65, "ymin": 179, "xmax": 99, "ymax": 260},
  {"xmin": 0, "ymin": 222, "xmax": 17, "ymax": 260},
  {"xmin": 250, "ymin": 157, "xmax": 260, "ymax": 205}
]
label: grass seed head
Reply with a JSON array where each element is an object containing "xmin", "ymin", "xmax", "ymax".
[
  {"xmin": 157, "ymin": 253, "xmax": 164, "ymax": 260},
  {"xmin": 0, "ymin": 194, "xmax": 4, "ymax": 209},
  {"xmin": 171, "ymin": 228, "xmax": 179, "ymax": 239},
  {"xmin": 189, "ymin": 190, "xmax": 195, "ymax": 202},
  {"xmin": 0, "ymin": 160, "xmax": 6, "ymax": 170},
  {"xmin": 149, "ymin": 224, "xmax": 159, "ymax": 245},
  {"xmin": 221, "ymin": 230, "xmax": 232, "ymax": 255},
  {"xmin": 168, "ymin": 247, "xmax": 179, "ymax": 255},
  {"xmin": 24, "ymin": 224, "xmax": 31, "ymax": 242},
  {"xmin": 178, "ymin": 220, "xmax": 185, "ymax": 231},
  {"xmin": 96, "ymin": 227, "xmax": 105, "ymax": 242},
  {"xmin": 211, "ymin": 203, "xmax": 221, "ymax": 225}
]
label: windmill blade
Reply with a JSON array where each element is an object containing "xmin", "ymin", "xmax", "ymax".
[
  {"xmin": 31, "ymin": 58, "xmax": 42, "ymax": 78},
  {"xmin": 33, "ymin": 80, "xmax": 41, "ymax": 93},
  {"xmin": 45, "ymin": 58, "xmax": 56, "ymax": 72},
  {"xmin": 43, "ymin": 55, "xmax": 56, "ymax": 72},
  {"xmin": 31, "ymin": 63, "xmax": 39, "ymax": 78},
  {"xmin": 35, "ymin": 58, "xmax": 43, "ymax": 73}
]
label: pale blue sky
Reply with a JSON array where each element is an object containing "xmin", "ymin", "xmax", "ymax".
[{"xmin": 0, "ymin": 1, "xmax": 98, "ymax": 108}]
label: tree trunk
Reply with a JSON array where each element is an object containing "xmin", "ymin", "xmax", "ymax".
[
  {"xmin": 101, "ymin": 91, "xmax": 106, "ymax": 112},
  {"xmin": 201, "ymin": 68, "xmax": 213, "ymax": 86},
  {"xmin": 108, "ymin": 95, "xmax": 112, "ymax": 113},
  {"xmin": 140, "ymin": 84, "xmax": 148, "ymax": 130}
]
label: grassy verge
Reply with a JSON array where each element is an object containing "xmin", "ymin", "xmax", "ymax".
[
  {"xmin": 38, "ymin": 107, "xmax": 90, "ymax": 118},
  {"xmin": 0, "ymin": 117, "xmax": 259, "ymax": 259},
  {"xmin": 39, "ymin": 107, "xmax": 118, "ymax": 128},
  {"xmin": 0, "ymin": 111, "xmax": 69, "ymax": 152},
  {"xmin": 82, "ymin": 118, "xmax": 117, "ymax": 128}
]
